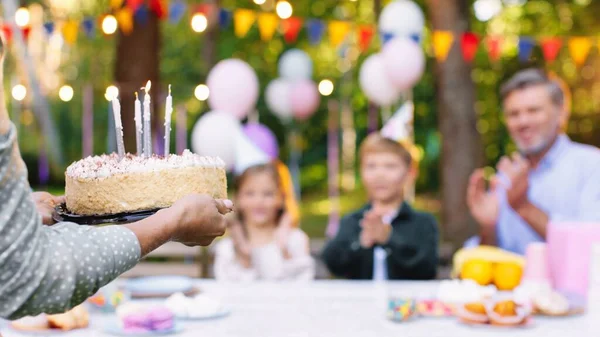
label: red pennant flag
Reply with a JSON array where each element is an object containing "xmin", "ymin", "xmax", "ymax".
[
  {"xmin": 461, "ymin": 32, "xmax": 480, "ymax": 63},
  {"xmin": 358, "ymin": 25, "xmax": 375, "ymax": 52},
  {"xmin": 149, "ymin": 0, "xmax": 167, "ymax": 19},
  {"xmin": 541, "ymin": 37, "xmax": 563, "ymax": 63},
  {"xmin": 22, "ymin": 27, "xmax": 31, "ymax": 41},
  {"xmin": 0, "ymin": 24, "xmax": 11, "ymax": 43},
  {"xmin": 486, "ymin": 36, "xmax": 503, "ymax": 62},
  {"xmin": 126, "ymin": 0, "xmax": 143, "ymax": 12},
  {"xmin": 281, "ymin": 17, "xmax": 303, "ymax": 44}
]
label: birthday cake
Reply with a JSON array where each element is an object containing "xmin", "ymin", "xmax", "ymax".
[{"xmin": 65, "ymin": 150, "xmax": 227, "ymax": 216}]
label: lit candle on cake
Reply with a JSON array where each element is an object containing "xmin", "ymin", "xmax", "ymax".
[
  {"xmin": 143, "ymin": 80, "xmax": 152, "ymax": 157},
  {"xmin": 134, "ymin": 92, "xmax": 143, "ymax": 156},
  {"xmin": 111, "ymin": 93, "xmax": 125, "ymax": 159},
  {"xmin": 164, "ymin": 84, "xmax": 173, "ymax": 156}
]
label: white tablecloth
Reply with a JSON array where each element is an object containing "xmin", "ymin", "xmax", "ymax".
[{"xmin": 2, "ymin": 280, "xmax": 597, "ymax": 337}]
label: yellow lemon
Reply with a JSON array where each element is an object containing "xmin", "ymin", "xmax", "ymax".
[
  {"xmin": 493, "ymin": 262, "xmax": 523, "ymax": 291},
  {"xmin": 461, "ymin": 259, "xmax": 494, "ymax": 286}
]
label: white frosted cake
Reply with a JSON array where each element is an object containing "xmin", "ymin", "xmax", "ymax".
[{"xmin": 65, "ymin": 150, "xmax": 227, "ymax": 216}]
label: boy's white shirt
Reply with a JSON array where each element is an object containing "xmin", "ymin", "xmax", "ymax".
[{"xmin": 372, "ymin": 207, "xmax": 401, "ymax": 281}]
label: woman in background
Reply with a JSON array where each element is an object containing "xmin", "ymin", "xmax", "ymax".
[{"xmin": 214, "ymin": 163, "xmax": 314, "ymax": 281}]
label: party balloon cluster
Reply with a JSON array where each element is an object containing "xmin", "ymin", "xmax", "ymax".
[
  {"xmin": 191, "ymin": 59, "xmax": 280, "ymax": 173},
  {"xmin": 266, "ymin": 49, "xmax": 321, "ymax": 122},
  {"xmin": 359, "ymin": 0, "xmax": 425, "ymax": 107}
]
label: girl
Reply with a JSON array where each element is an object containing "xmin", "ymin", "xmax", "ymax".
[{"xmin": 214, "ymin": 163, "xmax": 314, "ymax": 281}]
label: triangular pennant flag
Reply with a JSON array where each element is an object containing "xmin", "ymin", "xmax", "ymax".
[
  {"xmin": 358, "ymin": 25, "xmax": 375, "ymax": 52},
  {"xmin": 410, "ymin": 33, "xmax": 420, "ymax": 44},
  {"xmin": 82, "ymin": 17, "xmax": 95, "ymax": 37},
  {"xmin": 540, "ymin": 37, "xmax": 562, "ymax": 63},
  {"xmin": 0, "ymin": 24, "xmax": 11, "ymax": 43},
  {"xmin": 257, "ymin": 13, "xmax": 278, "ymax": 41},
  {"xmin": 219, "ymin": 8, "xmax": 232, "ymax": 28},
  {"xmin": 62, "ymin": 20, "xmax": 79, "ymax": 45},
  {"xmin": 432, "ymin": 30, "xmax": 454, "ymax": 62},
  {"xmin": 198, "ymin": 3, "xmax": 216, "ymax": 18},
  {"xmin": 281, "ymin": 17, "xmax": 302, "ymax": 44},
  {"xmin": 306, "ymin": 19, "xmax": 325, "ymax": 45},
  {"xmin": 381, "ymin": 32, "xmax": 394, "ymax": 45},
  {"xmin": 461, "ymin": 32, "xmax": 480, "ymax": 63},
  {"xmin": 149, "ymin": 0, "xmax": 167, "ymax": 20},
  {"xmin": 486, "ymin": 36, "xmax": 503, "ymax": 62},
  {"xmin": 127, "ymin": 0, "xmax": 144, "ymax": 12},
  {"xmin": 518, "ymin": 36, "xmax": 535, "ymax": 63},
  {"xmin": 568, "ymin": 37, "xmax": 592, "ymax": 67},
  {"xmin": 43, "ymin": 22, "xmax": 55, "ymax": 35},
  {"xmin": 233, "ymin": 9, "xmax": 256, "ymax": 38},
  {"xmin": 328, "ymin": 20, "xmax": 350, "ymax": 48},
  {"xmin": 168, "ymin": 0, "xmax": 187, "ymax": 24},
  {"xmin": 134, "ymin": 5, "xmax": 149, "ymax": 25},
  {"xmin": 22, "ymin": 27, "xmax": 31, "ymax": 41},
  {"xmin": 116, "ymin": 8, "xmax": 134, "ymax": 35},
  {"xmin": 111, "ymin": 0, "xmax": 124, "ymax": 9}
]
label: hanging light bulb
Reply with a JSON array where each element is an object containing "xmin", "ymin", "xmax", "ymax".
[
  {"xmin": 102, "ymin": 15, "xmax": 118, "ymax": 35},
  {"xmin": 105, "ymin": 85, "xmax": 119, "ymax": 101},
  {"xmin": 318, "ymin": 79, "xmax": 334, "ymax": 96},
  {"xmin": 276, "ymin": 1, "xmax": 293, "ymax": 19},
  {"xmin": 194, "ymin": 84, "xmax": 209, "ymax": 101},
  {"xmin": 59, "ymin": 85, "xmax": 74, "ymax": 102},
  {"xmin": 12, "ymin": 85, "xmax": 27, "ymax": 101},
  {"xmin": 191, "ymin": 13, "xmax": 208, "ymax": 33},
  {"xmin": 15, "ymin": 7, "xmax": 30, "ymax": 28}
]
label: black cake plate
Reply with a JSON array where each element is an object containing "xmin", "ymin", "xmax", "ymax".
[{"xmin": 53, "ymin": 203, "xmax": 160, "ymax": 225}]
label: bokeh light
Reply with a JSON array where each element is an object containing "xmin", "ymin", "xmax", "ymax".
[
  {"xmin": 12, "ymin": 85, "xmax": 27, "ymax": 101},
  {"xmin": 102, "ymin": 15, "xmax": 118, "ymax": 35},
  {"xmin": 276, "ymin": 1, "xmax": 293, "ymax": 19},
  {"xmin": 191, "ymin": 13, "xmax": 208, "ymax": 33},
  {"xmin": 473, "ymin": 0, "xmax": 503, "ymax": 22},
  {"xmin": 253, "ymin": 0, "xmax": 266, "ymax": 4},
  {"xmin": 59, "ymin": 85, "xmax": 74, "ymax": 102},
  {"xmin": 15, "ymin": 7, "xmax": 30, "ymax": 28},
  {"xmin": 105, "ymin": 85, "xmax": 119, "ymax": 101},
  {"xmin": 318, "ymin": 79, "xmax": 334, "ymax": 96},
  {"xmin": 194, "ymin": 84, "xmax": 210, "ymax": 101}
]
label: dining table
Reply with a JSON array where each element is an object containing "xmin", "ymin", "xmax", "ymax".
[{"xmin": 1, "ymin": 280, "xmax": 597, "ymax": 337}]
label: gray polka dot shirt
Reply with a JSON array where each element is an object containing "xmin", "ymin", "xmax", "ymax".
[{"xmin": 0, "ymin": 123, "xmax": 141, "ymax": 320}]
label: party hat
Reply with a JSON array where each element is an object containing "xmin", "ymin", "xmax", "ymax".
[
  {"xmin": 380, "ymin": 100, "xmax": 414, "ymax": 142},
  {"xmin": 234, "ymin": 130, "xmax": 271, "ymax": 175}
]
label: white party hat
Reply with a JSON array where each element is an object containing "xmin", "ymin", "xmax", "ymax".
[
  {"xmin": 234, "ymin": 131, "xmax": 271, "ymax": 175},
  {"xmin": 380, "ymin": 100, "xmax": 414, "ymax": 142}
]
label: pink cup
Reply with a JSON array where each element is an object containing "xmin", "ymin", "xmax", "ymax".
[{"xmin": 523, "ymin": 242, "xmax": 551, "ymax": 283}]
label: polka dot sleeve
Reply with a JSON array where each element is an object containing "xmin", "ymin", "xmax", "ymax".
[{"xmin": 0, "ymin": 123, "xmax": 141, "ymax": 320}]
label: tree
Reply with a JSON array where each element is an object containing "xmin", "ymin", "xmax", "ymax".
[{"xmin": 426, "ymin": 0, "xmax": 483, "ymax": 249}]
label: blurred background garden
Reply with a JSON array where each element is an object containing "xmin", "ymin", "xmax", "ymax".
[{"xmin": 5, "ymin": 0, "xmax": 600, "ymax": 248}]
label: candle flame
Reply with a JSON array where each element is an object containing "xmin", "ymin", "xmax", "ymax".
[
  {"xmin": 145, "ymin": 80, "xmax": 151, "ymax": 93},
  {"xmin": 135, "ymin": 92, "xmax": 138, "ymax": 100},
  {"xmin": 168, "ymin": 84, "xmax": 171, "ymax": 95}
]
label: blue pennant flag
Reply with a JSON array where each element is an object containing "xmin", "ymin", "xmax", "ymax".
[
  {"xmin": 410, "ymin": 33, "xmax": 421, "ymax": 44},
  {"xmin": 219, "ymin": 8, "xmax": 232, "ymax": 28},
  {"xmin": 43, "ymin": 22, "xmax": 54, "ymax": 35},
  {"xmin": 135, "ymin": 5, "xmax": 150, "ymax": 25},
  {"xmin": 82, "ymin": 17, "xmax": 95, "ymax": 37},
  {"xmin": 306, "ymin": 19, "xmax": 325, "ymax": 45},
  {"xmin": 168, "ymin": 0, "xmax": 187, "ymax": 24},
  {"xmin": 518, "ymin": 36, "xmax": 536, "ymax": 63},
  {"xmin": 381, "ymin": 32, "xmax": 394, "ymax": 45}
]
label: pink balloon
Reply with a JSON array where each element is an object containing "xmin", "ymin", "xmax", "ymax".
[
  {"xmin": 290, "ymin": 80, "xmax": 320, "ymax": 121},
  {"xmin": 207, "ymin": 59, "xmax": 259, "ymax": 120},
  {"xmin": 382, "ymin": 37, "xmax": 425, "ymax": 91}
]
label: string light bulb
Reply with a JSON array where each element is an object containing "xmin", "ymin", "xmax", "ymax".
[
  {"xmin": 104, "ymin": 85, "xmax": 119, "ymax": 101},
  {"xmin": 194, "ymin": 84, "xmax": 209, "ymax": 101},
  {"xmin": 102, "ymin": 15, "xmax": 118, "ymax": 35},
  {"xmin": 59, "ymin": 85, "xmax": 74, "ymax": 102},
  {"xmin": 12, "ymin": 85, "xmax": 27, "ymax": 101},
  {"xmin": 191, "ymin": 13, "xmax": 208, "ymax": 33},
  {"xmin": 276, "ymin": 1, "xmax": 293, "ymax": 19},
  {"xmin": 15, "ymin": 7, "xmax": 30, "ymax": 27},
  {"xmin": 318, "ymin": 79, "xmax": 334, "ymax": 96}
]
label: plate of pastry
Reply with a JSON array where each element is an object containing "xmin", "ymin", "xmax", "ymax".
[
  {"xmin": 105, "ymin": 304, "xmax": 183, "ymax": 336},
  {"xmin": 532, "ymin": 289, "xmax": 586, "ymax": 317},
  {"xmin": 164, "ymin": 293, "xmax": 230, "ymax": 320},
  {"xmin": 53, "ymin": 203, "xmax": 160, "ymax": 225},
  {"xmin": 456, "ymin": 296, "xmax": 534, "ymax": 329},
  {"xmin": 9, "ymin": 305, "xmax": 90, "ymax": 334}
]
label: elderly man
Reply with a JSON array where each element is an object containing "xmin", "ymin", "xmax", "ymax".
[
  {"xmin": 467, "ymin": 69, "xmax": 600, "ymax": 255},
  {"xmin": 0, "ymin": 41, "xmax": 232, "ymax": 319}
]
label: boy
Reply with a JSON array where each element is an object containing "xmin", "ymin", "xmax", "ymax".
[{"xmin": 322, "ymin": 133, "xmax": 439, "ymax": 280}]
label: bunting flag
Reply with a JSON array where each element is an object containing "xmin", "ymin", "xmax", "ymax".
[
  {"xmin": 82, "ymin": 17, "xmax": 95, "ymax": 37},
  {"xmin": 281, "ymin": 17, "xmax": 302, "ymax": 44},
  {"xmin": 198, "ymin": 3, "xmax": 217, "ymax": 18},
  {"xmin": 540, "ymin": 37, "xmax": 562, "ymax": 63},
  {"xmin": 410, "ymin": 34, "xmax": 420, "ymax": 44},
  {"xmin": 233, "ymin": 9, "xmax": 256, "ymax": 38},
  {"xmin": 432, "ymin": 30, "xmax": 454, "ymax": 62},
  {"xmin": 328, "ymin": 20, "xmax": 350, "ymax": 48},
  {"xmin": 134, "ymin": 4, "xmax": 149, "ymax": 25},
  {"xmin": 358, "ymin": 25, "xmax": 375, "ymax": 52},
  {"xmin": 486, "ymin": 36, "xmax": 502, "ymax": 62},
  {"xmin": 381, "ymin": 32, "xmax": 394, "ymax": 45},
  {"xmin": 110, "ymin": 0, "xmax": 124, "ymax": 9},
  {"xmin": 149, "ymin": 0, "xmax": 167, "ymax": 19},
  {"xmin": 62, "ymin": 20, "xmax": 79, "ymax": 45},
  {"xmin": 127, "ymin": 0, "xmax": 144, "ymax": 13},
  {"xmin": 0, "ymin": 25, "xmax": 11, "ymax": 43},
  {"xmin": 219, "ymin": 8, "xmax": 232, "ymax": 28},
  {"xmin": 518, "ymin": 36, "xmax": 535, "ymax": 63},
  {"xmin": 461, "ymin": 32, "xmax": 480, "ymax": 63},
  {"xmin": 43, "ymin": 22, "xmax": 55, "ymax": 35},
  {"xmin": 306, "ymin": 19, "xmax": 325, "ymax": 45},
  {"xmin": 257, "ymin": 13, "xmax": 278, "ymax": 41},
  {"xmin": 568, "ymin": 37, "xmax": 592, "ymax": 67},
  {"xmin": 116, "ymin": 8, "xmax": 134, "ymax": 35},
  {"xmin": 168, "ymin": 0, "xmax": 187, "ymax": 24}
]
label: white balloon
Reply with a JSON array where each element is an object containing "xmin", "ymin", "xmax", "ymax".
[
  {"xmin": 265, "ymin": 79, "xmax": 293, "ymax": 121},
  {"xmin": 278, "ymin": 49, "xmax": 313, "ymax": 82},
  {"xmin": 359, "ymin": 54, "xmax": 400, "ymax": 107},
  {"xmin": 191, "ymin": 111, "xmax": 242, "ymax": 170},
  {"xmin": 379, "ymin": 0, "xmax": 425, "ymax": 38},
  {"xmin": 234, "ymin": 131, "xmax": 271, "ymax": 175}
]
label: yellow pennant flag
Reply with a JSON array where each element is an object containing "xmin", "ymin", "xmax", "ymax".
[
  {"xmin": 257, "ymin": 13, "xmax": 278, "ymax": 41},
  {"xmin": 62, "ymin": 20, "xmax": 79, "ymax": 45},
  {"xmin": 234, "ymin": 9, "xmax": 256, "ymax": 38},
  {"xmin": 116, "ymin": 8, "xmax": 134, "ymax": 35},
  {"xmin": 329, "ymin": 21, "xmax": 350, "ymax": 47},
  {"xmin": 110, "ymin": 0, "xmax": 124, "ymax": 9},
  {"xmin": 568, "ymin": 37, "xmax": 592, "ymax": 67},
  {"xmin": 432, "ymin": 30, "xmax": 454, "ymax": 62}
]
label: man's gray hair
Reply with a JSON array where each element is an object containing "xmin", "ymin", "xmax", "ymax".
[{"xmin": 500, "ymin": 68, "xmax": 564, "ymax": 108}]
